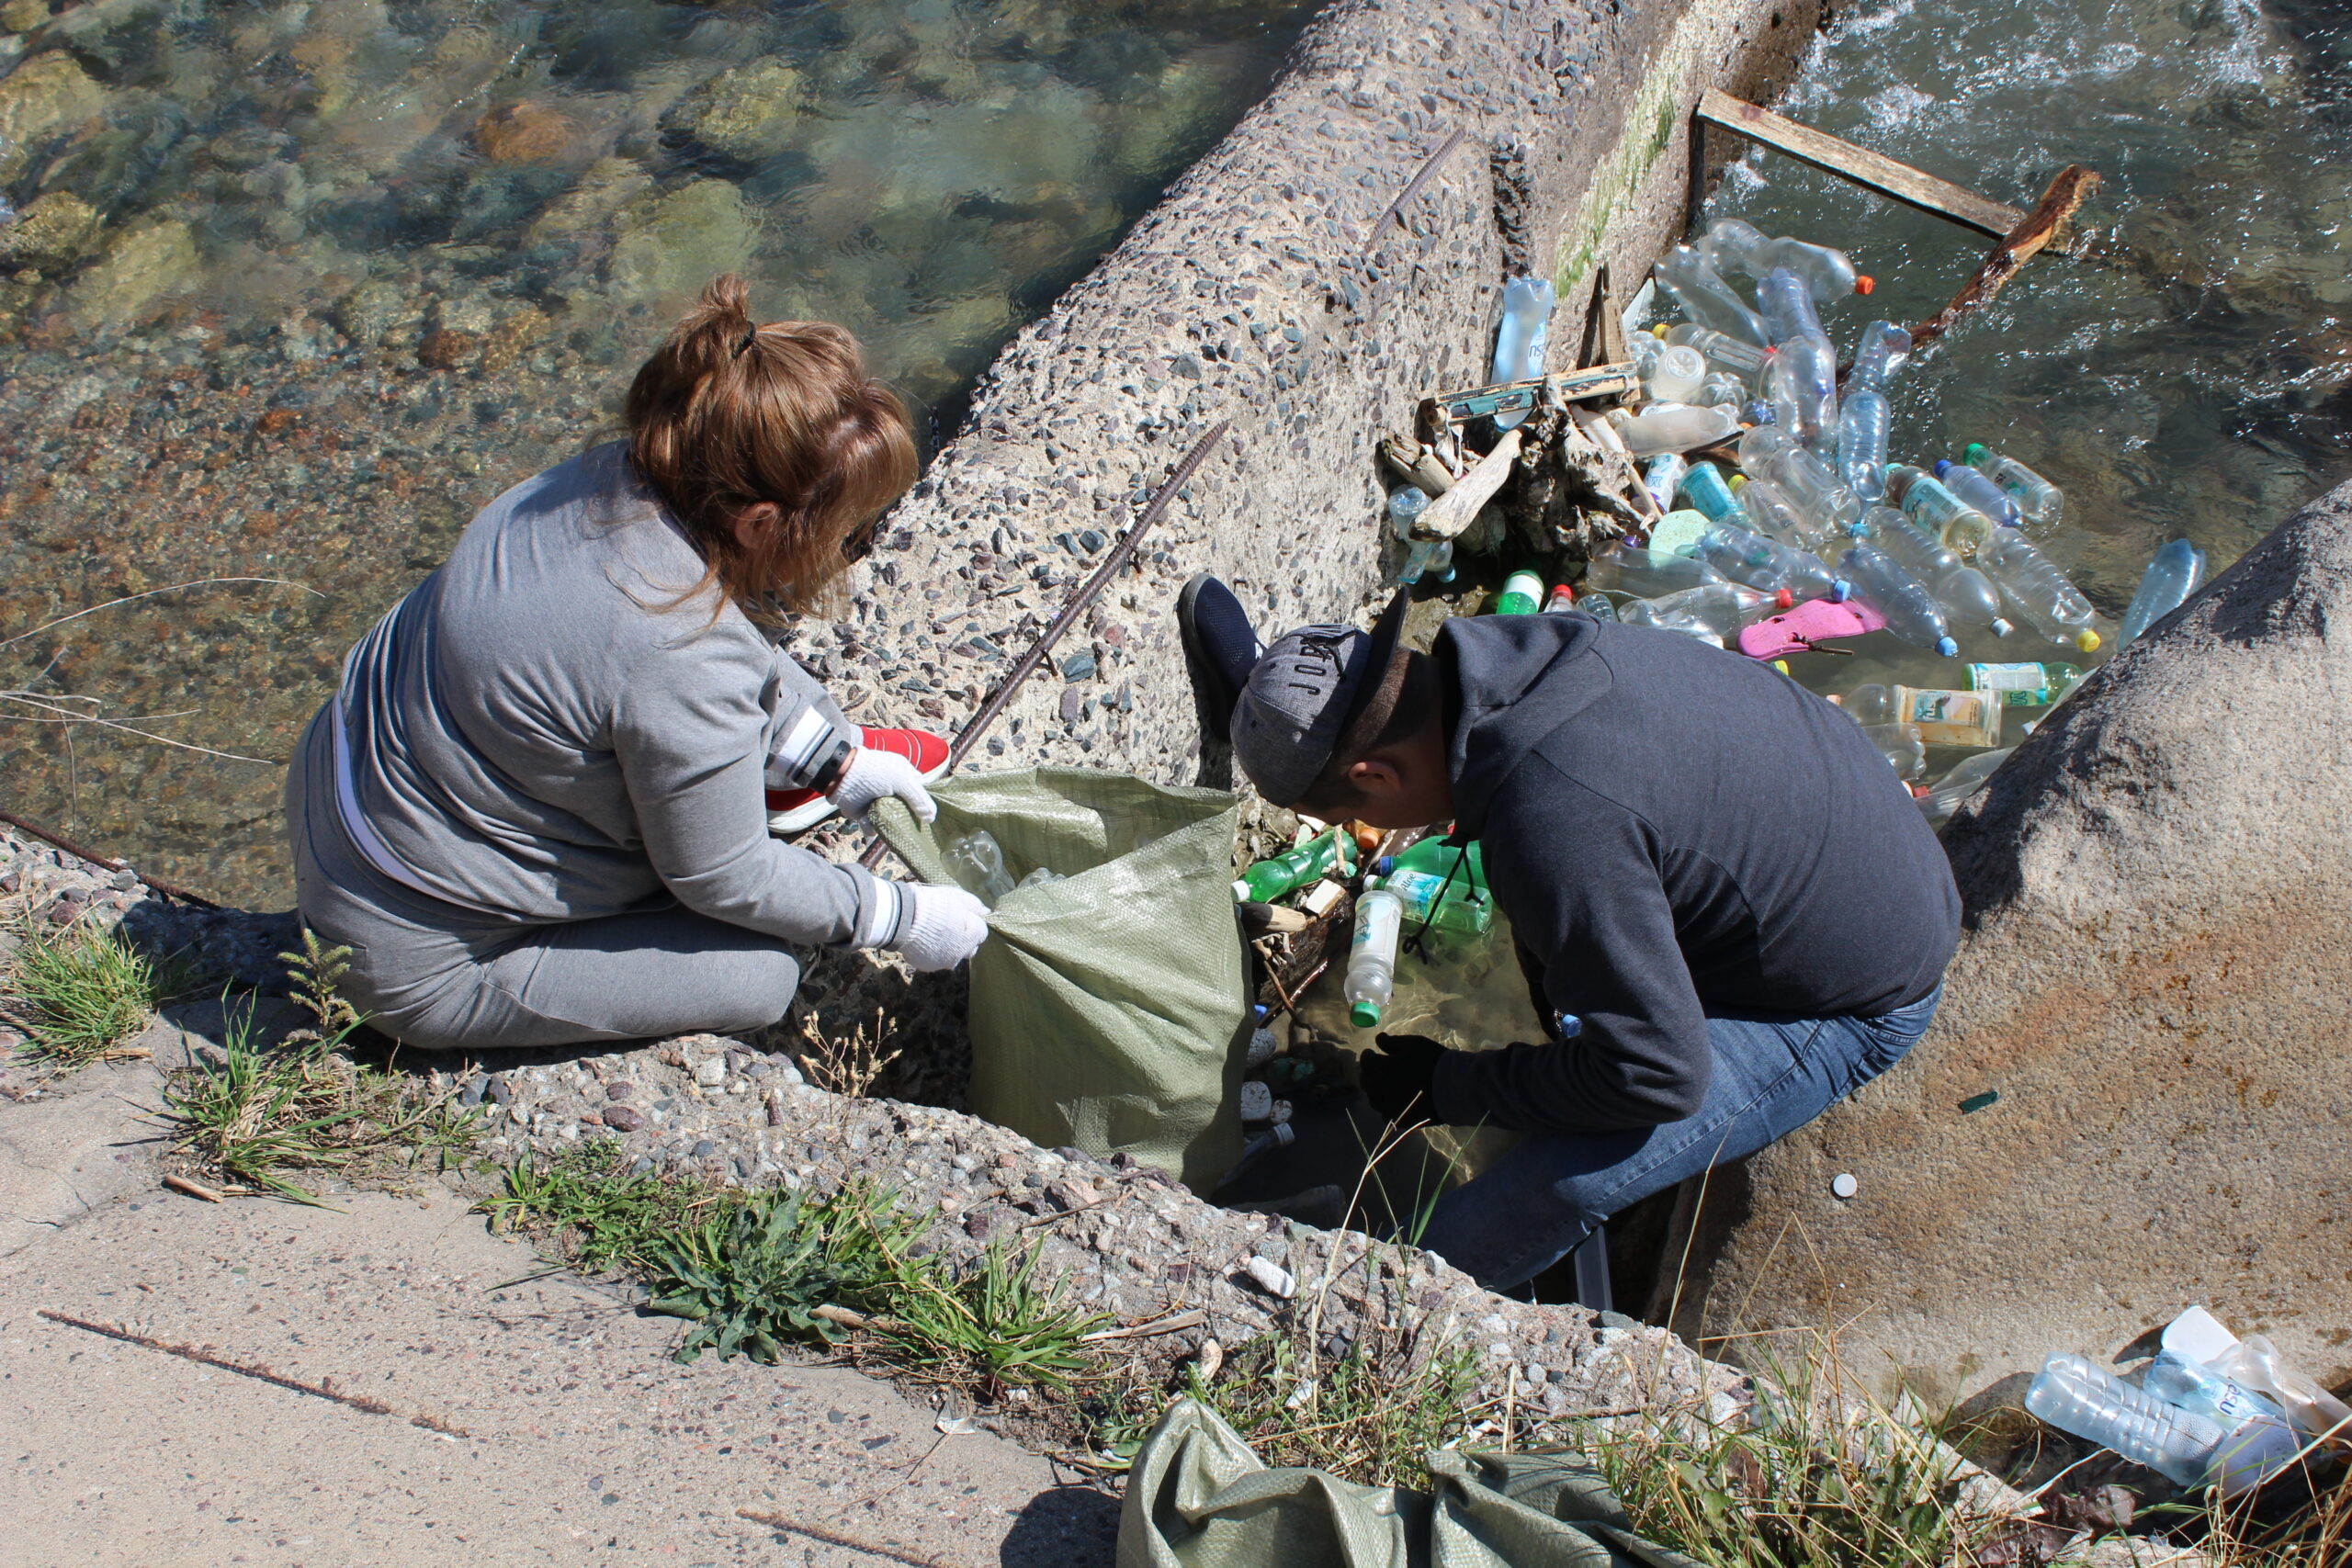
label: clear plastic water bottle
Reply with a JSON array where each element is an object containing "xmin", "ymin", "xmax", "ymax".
[
  {"xmin": 1700, "ymin": 216, "xmax": 1771, "ymax": 278},
  {"xmin": 1766, "ymin": 445, "xmax": 1863, "ymax": 533},
  {"xmin": 1756, "ymin": 266, "xmax": 1827, "ymax": 345},
  {"xmin": 1837, "ymin": 389, "xmax": 1890, "ymax": 503},
  {"xmin": 1933, "ymin": 458, "xmax": 2024, "ymax": 529},
  {"xmin": 1677, "ymin": 461, "xmax": 1744, "ymax": 524},
  {"xmin": 1848, "ymin": 321, "xmax": 1911, "ymax": 389},
  {"xmin": 1917, "ymin": 747, "xmax": 2013, "ymax": 825},
  {"xmin": 1644, "ymin": 344, "xmax": 1707, "ymax": 403},
  {"xmin": 1388, "ymin": 488, "xmax": 1454, "ymax": 586},
  {"xmin": 1489, "ymin": 276, "xmax": 1555, "ymax": 431},
  {"xmin": 1869, "ymin": 508, "xmax": 2014, "ymax": 637},
  {"xmin": 2027, "ymin": 1354, "xmax": 2232, "ymax": 1492},
  {"xmin": 1657, "ymin": 245, "xmax": 1770, "ymax": 347},
  {"xmin": 1980, "ymin": 529, "xmax": 2102, "ymax": 651},
  {"xmin": 2141, "ymin": 1354, "xmax": 2315, "ymax": 1498},
  {"xmin": 1574, "ymin": 585, "xmax": 1620, "ymax": 622},
  {"xmin": 1345, "ymin": 887, "xmax": 1405, "ymax": 1029},
  {"xmin": 1665, "ymin": 321, "xmax": 1770, "ymax": 380},
  {"xmin": 948, "ymin": 831, "xmax": 1018, "ymax": 905},
  {"xmin": 1612, "ymin": 401, "xmax": 1740, "ymax": 457},
  {"xmin": 2117, "ymin": 538, "xmax": 2207, "ymax": 649},
  {"xmin": 1698, "ymin": 521, "xmax": 1848, "ymax": 604},
  {"xmin": 1643, "ymin": 452, "xmax": 1690, "ymax": 514},
  {"xmin": 1630, "ymin": 333, "xmax": 1665, "ymax": 377},
  {"xmin": 1759, "ymin": 236, "xmax": 1867, "ymax": 301},
  {"xmin": 1890, "ymin": 464, "xmax": 1996, "ymax": 558},
  {"xmin": 1839, "ymin": 543, "xmax": 1960, "ymax": 657},
  {"xmin": 1766, "ymin": 333, "xmax": 1839, "ymax": 449},
  {"xmin": 1860, "ymin": 722, "xmax": 1928, "ymax": 780},
  {"xmin": 1698, "ymin": 372, "xmax": 1747, "ymax": 410},
  {"xmin": 1619, "ymin": 581, "xmax": 1791, "ymax": 641},
  {"xmin": 1586, "ymin": 542, "xmax": 1727, "ymax": 598},
  {"xmin": 1731, "ymin": 476, "xmax": 1822, "ymax": 549},
  {"xmin": 1738, "ymin": 423, "xmax": 1796, "ymax": 469},
  {"xmin": 1962, "ymin": 443, "xmax": 2065, "ymax": 527}
]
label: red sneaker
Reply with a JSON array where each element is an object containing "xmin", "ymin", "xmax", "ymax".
[{"xmin": 767, "ymin": 728, "xmax": 953, "ymax": 834}]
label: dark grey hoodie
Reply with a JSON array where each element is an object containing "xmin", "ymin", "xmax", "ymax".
[{"xmin": 1427, "ymin": 613, "xmax": 1960, "ymax": 1135}]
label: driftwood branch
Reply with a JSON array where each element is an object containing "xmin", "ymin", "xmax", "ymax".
[
  {"xmin": 1907, "ymin": 165, "xmax": 2100, "ymax": 356},
  {"xmin": 1409, "ymin": 429, "xmax": 1521, "ymax": 542}
]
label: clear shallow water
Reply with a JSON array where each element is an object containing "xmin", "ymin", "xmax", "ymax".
[
  {"xmin": 1684, "ymin": 0, "xmax": 2352, "ymax": 728},
  {"xmin": 0, "ymin": 0, "xmax": 1318, "ymax": 905}
]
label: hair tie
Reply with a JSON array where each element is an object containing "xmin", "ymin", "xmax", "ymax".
[{"xmin": 733, "ymin": 324, "xmax": 758, "ymax": 356}]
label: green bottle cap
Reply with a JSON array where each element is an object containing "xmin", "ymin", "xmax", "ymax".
[
  {"xmin": 1350, "ymin": 1000, "xmax": 1380, "ymax": 1029},
  {"xmin": 1962, "ymin": 443, "xmax": 1986, "ymax": 463}
]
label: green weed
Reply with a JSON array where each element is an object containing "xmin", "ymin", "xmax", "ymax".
[
  {"xmin": 1583, "ymin": 1345, "xmax": 2006, "ymax": 1568},
  {"xmin": 881, "ymin": 1237, "xmax": 1109, "ymax": 1392},
  {"xmin": 481, "ymin": 1140, "xmax": 732, "ymax": 1274},
  {"xmin": 160, "ymin": 1001, "xmax": 476, "ymax": 1202},
  {"xmin": 277, "ymin": 929, "xmax": 361, "ymax": 1040},
  {"xmin": 6, "ymin": 918, "xmax": 178, "ymax": 1066},
  {"xmin": 648, "ymin": 1183, "xmax": 923, "ymax": 1365},
  {"xmin": 1191, "ymin": 1328, "xmax": 1488, "ymax": 1491}
]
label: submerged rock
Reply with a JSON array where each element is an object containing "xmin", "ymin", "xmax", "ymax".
[
  {"xmin": 62, "ymin": 216, "xmax": 196, "ymax": 334},
  {"xmin": 0, "ymin": 189, "xmax": 99, "ymax": 272},
  {"xmin": 604, "ymin": 177, "xmax": 757, "ymax": 310},
  {"xmin": 471, "ymin": 100, "xmax": 576, "ymax": 165},
  {"xmin": 0, "ymin": 51, "xmax": 106, "ymax": 182},
  {"xmin": 1691, "ymin": 479, "xmax": 2352, "ymax": 1406},
  {"xmin": 672, "ymin": 62, "xmax": 801, "ymax": 163}
]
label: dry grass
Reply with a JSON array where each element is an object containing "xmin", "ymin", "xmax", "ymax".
[{"xmin": 791, "ymin": 1005, "xmax": 904, "ymax": 1098}]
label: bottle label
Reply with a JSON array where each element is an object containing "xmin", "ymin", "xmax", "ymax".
[
  {"xmin": 1968, "ymin": 662, "xmax": 2055, "ymax": 706},
  {"xmin": 1896, "ymin": 686, "xmax": 2002, "ymax": 749}
]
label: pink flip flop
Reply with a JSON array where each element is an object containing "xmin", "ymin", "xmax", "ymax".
[{"xmin": 1737, "ymin": 598, "xmax": 1887, "ymax": 660}]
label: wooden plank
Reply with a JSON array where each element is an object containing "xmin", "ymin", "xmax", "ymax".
[
  {"xmin": 1696, "ymin": 88, "xmax": 2026, "ymax": 240},
  {"xmin": 1410, "ymin": 428, "xmax": 1521, "ymax": 542},
  {"xmin": 1908, "ymin": 165, "xmax": 2100, "ymax": 353}
]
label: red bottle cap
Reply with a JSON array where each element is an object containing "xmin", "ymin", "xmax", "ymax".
[
  {"xmin": 1855, "ymin": 275, "xmax": 1876, "ymax": 295},
  {"xmin": 1773, "ymin": 588, "xmax": 1794, "ymax": 609}
]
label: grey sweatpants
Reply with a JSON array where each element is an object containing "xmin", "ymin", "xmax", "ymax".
[{"xmin": 286, "ymin": 717, "xmax": 801, "ymax": 1052}]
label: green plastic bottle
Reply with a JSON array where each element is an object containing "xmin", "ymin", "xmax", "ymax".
[
  {"xmin": 1494, "ymin": 569, "xmax": 1544, "ymax": 615},
  {"xmin": 1966, "ymin": 661, "xmax": 2085, "ymax": 706},
  {"xmin": 1232, "ymin": 828, "xmax": 1356, "ymax": 903}
]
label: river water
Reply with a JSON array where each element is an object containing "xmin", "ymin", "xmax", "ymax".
[
  {"xmin": 0, "ymin": 0, "xmax": 1317, "ymax": 905},
  {"xmin": 1689, "ymin": 0, "xmax": 2352, "ymax": 723}
]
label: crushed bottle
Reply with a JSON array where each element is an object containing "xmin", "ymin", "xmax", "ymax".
[
  {"xmin": 1847, "ymin": 320, "xmax": 1911, "ymax": 389},
  {"xmin": 1859, "ymin": 722, "xmax": 1928, "ymax": 779},
  {"xmin": 1917, "ymin": 747, "xmax": 2012, "ymax": 825},
  {"xmin": 1611, "ymin": 400, "xmax": 1740, "ymax": 457},
  {"xmin": 1488, "ymin": 276, "xmax": 1555, "ymax": 431},
  {"xmin": 1585, "ymin": 542, "xmax": 1727, "ymax": 598},
  {"xmin": 1757, "ymin": 265, "xmax": 1827, "ymax": 345}
]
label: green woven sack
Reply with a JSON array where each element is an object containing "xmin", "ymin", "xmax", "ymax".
[
  {"xmin": 1118, "ymin": 1399, "xmax": 1703, "ymax": 1568},
  {"xmin": 874, "ymin": 769, "xmax": 1250, "ymax": 1190}
]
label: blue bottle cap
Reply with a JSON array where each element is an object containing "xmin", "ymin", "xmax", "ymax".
[
  {"xmin": 1373, "ymin": 856, "xmax": 1395, "ymax": 877},
  {"xmin": 1934, "ymin": 637, "xmax": 1960, "ymax": 658},
  {"xmin": 1830, "ymin": 579, "xmax": 1853, "ymax": 602},
  {"xmin": 1933, "ymin": 458, "xmax": 1953, "ymax": 477}
]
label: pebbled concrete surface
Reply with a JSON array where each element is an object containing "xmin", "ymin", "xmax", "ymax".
[{"xmin": 0, "ymin": 1187, "xmax": 1118, "ymax": 1567}]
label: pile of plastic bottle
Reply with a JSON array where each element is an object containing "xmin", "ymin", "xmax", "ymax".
[
  {"xmin": 1388, "ymin": 216, "xmax": 2214, "ymax": 829},
  {"xmin": 2026, "ymin": 1303, "xmax": 2350, "ymax": 1498}
]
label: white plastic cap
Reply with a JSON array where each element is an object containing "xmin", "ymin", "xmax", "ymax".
[{"xmin": 1830, "ymin": 1173, "xmax": 1860, "ymax": 1200}]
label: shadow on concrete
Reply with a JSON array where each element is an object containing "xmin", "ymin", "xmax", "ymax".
[{"xmin": 999, "ymin": 1482, "xmax": 1121, "ymax": 1566}]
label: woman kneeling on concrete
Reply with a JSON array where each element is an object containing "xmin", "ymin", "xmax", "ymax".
[{"xmin": 283, "ymin": 276, "xmax": 990, "ymax": 1051}]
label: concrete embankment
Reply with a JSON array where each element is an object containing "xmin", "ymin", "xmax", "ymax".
[{"xmin": 787, "ymin": 0, "xmax": 1819, "ymax": 784}]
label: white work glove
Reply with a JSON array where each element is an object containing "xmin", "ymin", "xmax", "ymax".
[
  {"xmin": 891, "ymin": 883, "xmax": 989, "ymax": 973},
  {"xmin": 827, "ymin": 748, "xmax": 938, "ymax": 825}
]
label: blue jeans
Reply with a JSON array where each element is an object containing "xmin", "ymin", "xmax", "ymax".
[{"xmin": 1409, "ymin": 987, "xmax": 1942, "ymax": 1291}]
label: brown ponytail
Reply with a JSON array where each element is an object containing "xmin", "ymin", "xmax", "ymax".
[{"xmin": 623, "ymin": 276, "xmax": 916, "ymax": 619}]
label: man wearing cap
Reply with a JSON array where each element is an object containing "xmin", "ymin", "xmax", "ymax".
[{"xmin": 1178, "ymin": 576, "xmax": 1959, "ymax": 1291}]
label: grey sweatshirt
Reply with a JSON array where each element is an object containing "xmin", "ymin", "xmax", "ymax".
[{"xmin": 322, "ymin": 442, "xmax": 909, "ymax": 948}]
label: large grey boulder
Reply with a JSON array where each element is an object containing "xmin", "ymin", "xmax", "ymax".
[{"xmin": 1687, "ymin": 480, "xmax": 2352, "ymax": 1406}]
